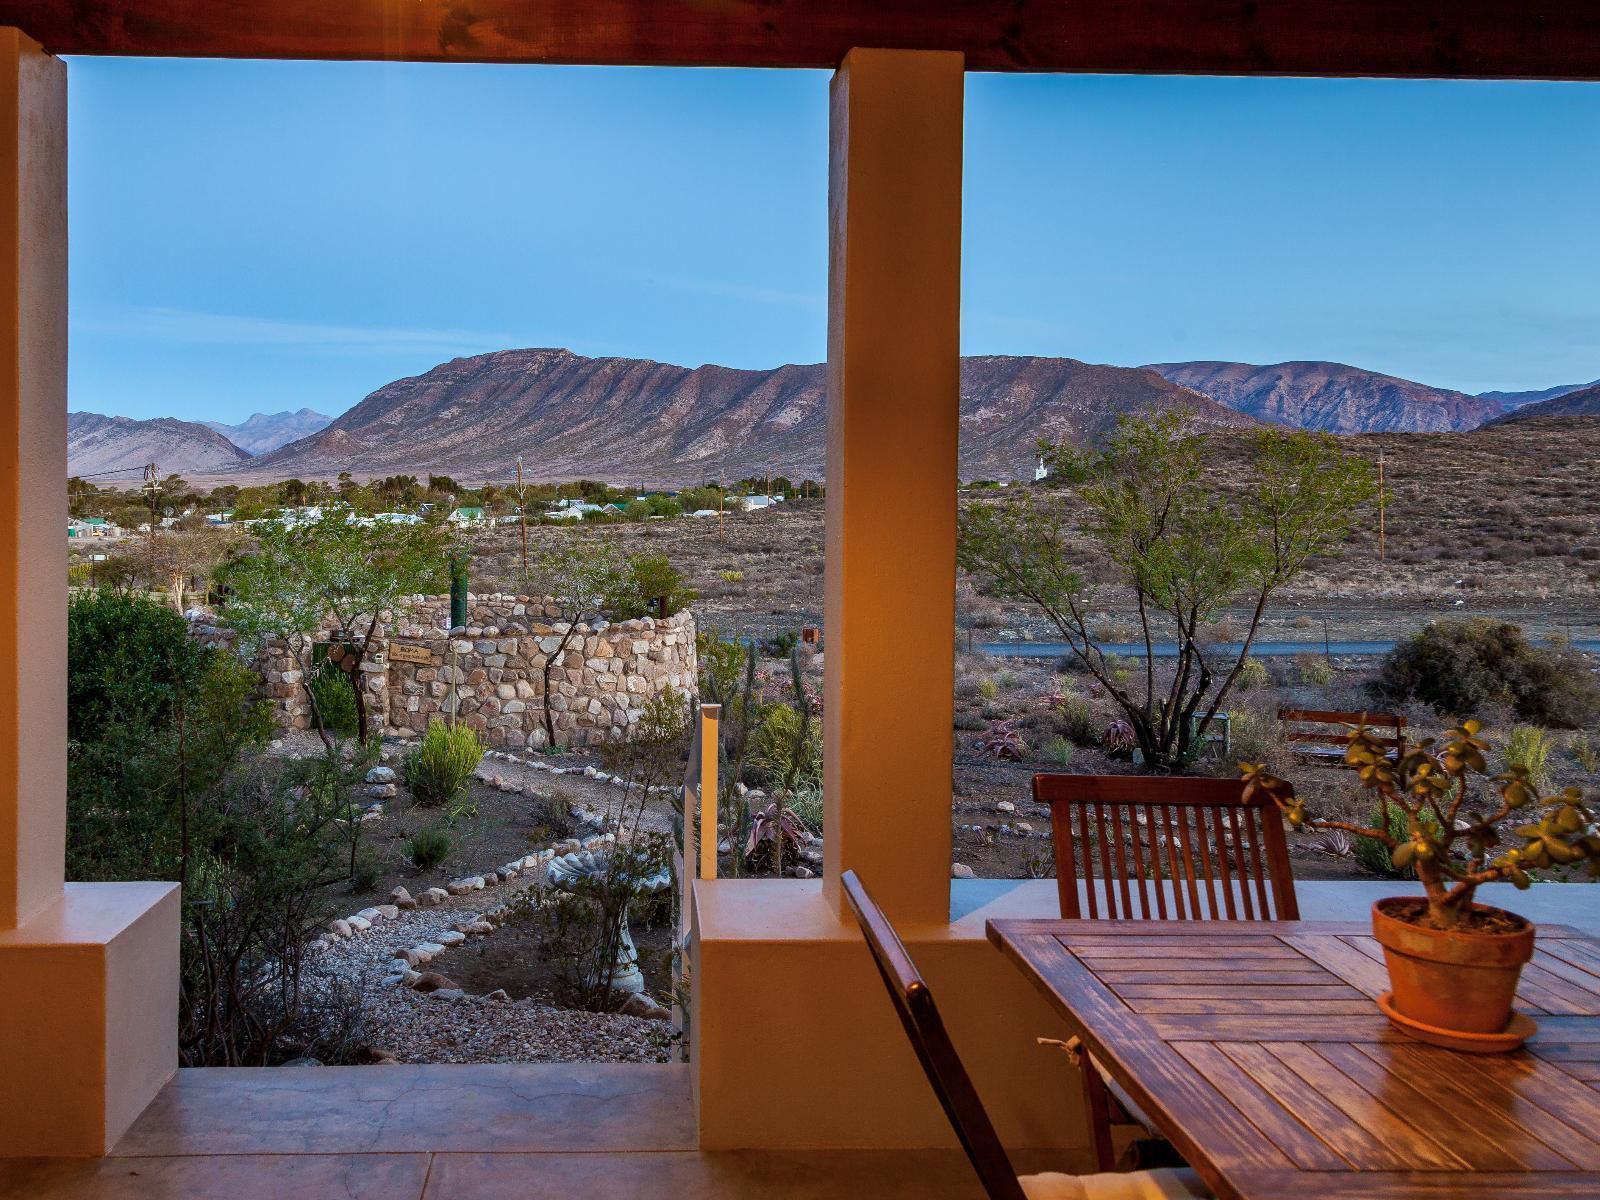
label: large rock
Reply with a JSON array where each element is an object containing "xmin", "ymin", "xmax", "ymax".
[
  {"xmin": 366, "ymin": 766, "xmax": 397, "ymax": 784},
  {"xmin": 411, "ymin": 971, "xmax": 460, "ymax": 993},
  {"xmin": 951, "ymin": 863, "xmax": 976, "ymax": 880},
  {"xmin": 390, "ymin": 886, "xmax": 416, "ymax": 910},
  {"xmin": 621, "ymin": 993, "xmax": 673, "ymax": 1022}
]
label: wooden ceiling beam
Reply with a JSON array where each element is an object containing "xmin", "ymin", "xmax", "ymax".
[{"xmin": 1, "ymin": 0, "xmax": 1598, "ymax": 79}]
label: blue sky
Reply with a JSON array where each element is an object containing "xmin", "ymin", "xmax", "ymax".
[{"xmin": 67, "ymin": 60, "xmax": 1599, "ymax": 422}]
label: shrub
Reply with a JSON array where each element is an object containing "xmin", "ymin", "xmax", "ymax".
[
  {"xmin": 1043, "ymin": 735, "xmax": 1075, "ymax": 767},
  {"xmin": 977, "ymin": 677, "xmax": 1000, "ymax": 701},
  {"xmin": 308, "ymin": 658, "xmax": 359, "ymax": 738},
  {"xmin": 787, "ymin": 783, "xmax": 824, "ymax": 835},
  {"xmin": 1057, "ymin": 696, "xmax": 1099, "ymax": 747},
  {"xmin": 1351, "ymin": 799, "xmax": 1442, "ymax": 880},
  {"xmin": 1369, "ymin": 619, "xmax": 1600, "ymax": 729},
  {"xmin": 406, "ymin": 827, "xmax": 452, "ymax": 870},
  {"xmin": 753, "ymin": 700, "xmax": 822, "ymax": 792},
  {"xmin": 1573, "ymin": 733, "xmax": 1600, "ymax": 775},
  {"xmin": 405, "ymin": 721, "xmax": 485, "ymax": 807},
  {"xmin": 1226, "ymin": 707, "xmax": 1288, "ymax": 774},
  {"xmin": 349, "ymin": 847, "xmax": 382, "ymax": 893},
  {"xmin": 720, "ymin": 570, "xmax": 744, "ymax": 583},
  {"xmin": 1505, "ymin": 725, "xmax": 1556, "ymax": 792},
  {"xmin": 1296, "ymin": 655, "xmax": 1334, "ymax": 687},
  {"xmin": 1236, "ymin": 657, "xmax": 1270, "ymax": 690},
  {"xmin": 67, "ymin": 590, "xmax": 272, "ymax": 882},
  {"xmin": 603, "ymin": 553, "xmax": 697, "ymax": 620}
]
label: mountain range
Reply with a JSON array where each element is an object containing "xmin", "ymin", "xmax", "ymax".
[
  {"xmin": 247, "ymin": 350, "xmax": 1251, "ymax": 484},
  {"xmin": 1487, "ymin": 381, "xmax": 1600, "ymax": 425},
  {"xmin": 201, "ymin": 408, "xmax": 333, "ymax": 455},
  {"xmin": 69, "ymin": 351, "xmax": 1599, "ymax": 484},
  {"xmin": 1144, "ymin": 360, "xmax": 1507, "ymax": 433},
  {"xmin": 67, "ymin": 412, "xmax": 251, "ymax": 478}
]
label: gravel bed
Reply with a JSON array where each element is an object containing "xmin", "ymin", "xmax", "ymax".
[{"xmin": 306, "ymin": 891, "xmax": 673, "ymax": 1065}]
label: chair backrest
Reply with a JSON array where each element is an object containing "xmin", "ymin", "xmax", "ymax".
[
  {"xmin": 840, "ymin": 870, "xmax": 1029, "ymax": 1200},
  {"xmin": 1033, "ymin": 774, "xmax": 1300, "ymax": 921},
  {"xmin": 1278, "ymin": 707, "xmax": 1407, "ymax": 751}
]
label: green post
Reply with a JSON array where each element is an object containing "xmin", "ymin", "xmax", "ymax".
[{"xmin": 450, "ymin": 551, "xmax": 470, "ymax": 630}]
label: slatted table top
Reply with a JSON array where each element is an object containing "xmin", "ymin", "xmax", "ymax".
[{"xmin": 987, "ymin": 919, "xmax": 1600, "ymax": 1199}]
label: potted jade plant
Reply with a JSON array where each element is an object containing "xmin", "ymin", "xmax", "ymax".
[{"xmin": 1242, "ymin": 719, "xmax": 1600, "ymax": 1049}]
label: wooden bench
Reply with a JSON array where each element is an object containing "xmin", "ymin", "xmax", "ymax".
[{"xmin": 1277, "ymin": 707, "xmax": 1406, "ymax": 765}]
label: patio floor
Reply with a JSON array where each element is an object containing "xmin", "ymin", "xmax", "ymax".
[{"xmin": 0, "ymin": 1063, "xmax": 1062, "ymax": 1199}]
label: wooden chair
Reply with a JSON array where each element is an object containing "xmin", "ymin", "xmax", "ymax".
[
  {"xmin": 1034, "ymin": 774, "xmax": 1299, "ymax": 923},
  {"xmin": 840, "ymin": 870, "xmax": 1209, "ymax": 1200},
  {"xmin": 1278, "ymin": 707, "xmax": 1406, "ymax": 766},
  {"xmin": 1032, "ymin": 774, "xmax": 1300, "ymax": 1170}
]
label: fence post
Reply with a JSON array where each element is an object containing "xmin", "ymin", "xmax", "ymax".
[{"xmin": 699, "ymin": 704, "xmax": 720, "ymax": 881}]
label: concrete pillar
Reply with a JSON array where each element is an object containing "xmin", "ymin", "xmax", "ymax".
[
  {"xmin": 0, "ymin": 24, "xmax": 65, "ymax": 932},
  {"xmin": 822, "ymin": 48, "xmax": 963, "ymax": 925},
  {"xmin": 0, "ymin": 30, "xmax": 178, "ymax": 1156}
]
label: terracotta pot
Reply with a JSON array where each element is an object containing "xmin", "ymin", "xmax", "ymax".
[{"xmin": 1371, "ymin": 897, "xmax": 1534, "ymax": 1034}]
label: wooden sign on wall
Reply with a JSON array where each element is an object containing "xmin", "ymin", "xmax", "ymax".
[{"xmin": 388, "ymin": 643, "xmax": 434, "ymax": 665}]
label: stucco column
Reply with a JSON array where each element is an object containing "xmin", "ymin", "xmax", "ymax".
[
  {"xmin": 822, "ymin": 48, "xmax": 963, "ymax": 925},
  {"xmin": 0, "ymin": 25, "xmax": 65, "ymax": 931},
  {"xmin": 0, "ymin": 30, "xmax": 178, "ymax": 1156}
]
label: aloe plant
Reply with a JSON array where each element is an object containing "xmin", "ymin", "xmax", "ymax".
[{"xmin": 1243, "ymin": 719, "xmax": 1600, "ymax": 930}]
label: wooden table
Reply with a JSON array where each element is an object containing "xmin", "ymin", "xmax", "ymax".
[{"xmin": 987, "ymin": 919, "xmax": 1600, "ymax": 1199}]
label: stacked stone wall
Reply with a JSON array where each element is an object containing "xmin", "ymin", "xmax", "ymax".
[{"xmin": 193, "ymin": 594, "xmax": 697, "ymax": 749}]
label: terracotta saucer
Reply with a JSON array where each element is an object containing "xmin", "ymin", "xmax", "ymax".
[{"xmin": 1376, "ymin": 991, "xmax": 1537, "ymax": 1054}]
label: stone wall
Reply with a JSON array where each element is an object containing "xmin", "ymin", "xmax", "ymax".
[{"xmin": 196, "ymin": 594, "xmax": 697, "ymax": 749}]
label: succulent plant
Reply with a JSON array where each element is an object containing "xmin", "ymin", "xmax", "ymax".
[
  {"xmin": 743, "ymin": 801, "xmax": 806, "ymax": 874},
  {"xmin": 1100, "ymin": 719, "xmax": 1136, "ymax": 757},
  {"xmin": 977, "ymin": 719, "xmax": 1028, "ymax": 761},
  {"xmin": 1243, "ymin": 719, "xmax": 1600, "ymax": 930}
]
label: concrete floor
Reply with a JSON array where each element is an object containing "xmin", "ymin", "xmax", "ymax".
[{"xmin": 0, "ymin": 1064, "xmax": 1061, "ymax": 1199}]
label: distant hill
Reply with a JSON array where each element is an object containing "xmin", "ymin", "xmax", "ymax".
[
  {"xmin": 1145, "ymin": 360, "xmax": 1506, "ymax": 433},
  {"xmin": 252, "ymin": 349, "xmax": 1254, "ymax": 484},
  {"xmin": 1485, "ymin": 381, "xmax": 1600, "ymax": 426},
  {"xmin": 1477, "ymin": 379, "xmax": 1599, "ymax": 408},
  {"xmin": 68, "ymin": 412, "xmax": 251, "ymax": 478},
  {"xmin": 202, "ymin": 408, "xmax": 334, "ymax": 455}
]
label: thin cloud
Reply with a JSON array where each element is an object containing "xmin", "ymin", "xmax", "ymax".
[{"xmin": 72, "ymin": 307, "xmax": 519, "ymax": 357}]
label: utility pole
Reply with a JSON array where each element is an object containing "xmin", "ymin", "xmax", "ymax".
[
  {"xmin": 1377, "ymin": 447, "xmax": 1387, "ymax": 562},
  {"xmin": 142, "ymin": 462, "xmax": 160, "ymax": 542},
  {"xmin": 514, "ymin": 456, "xmax": 529, "ymax": 579}
]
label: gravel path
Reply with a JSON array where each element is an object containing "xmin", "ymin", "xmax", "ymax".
[{"xmin": 307, "ymin": 883, "xmax": 675, "ymax": 1066}]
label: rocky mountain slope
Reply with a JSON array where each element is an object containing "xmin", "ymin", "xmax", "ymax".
[
  {"xmin": 202, "ymin": 408, "xmax": 334, "ymax": 455},
  {"xmin": 1478, "ymin": 379, "xmax": 1600, "ymax": 410},
  {"xmin": 68, "ymin": 412, "xmax": 251, "ymax": 478},
  {"xmin": 1485, "ymin": 381, "xmax": 1600, "ymax": 425},
  {"xmin": 254, "ymin": 349, "xmax": 1253, "ymax": 484},
  {"xmin": 1145, "ymin": 360, "xmax": 1506, "ymax": 433}
]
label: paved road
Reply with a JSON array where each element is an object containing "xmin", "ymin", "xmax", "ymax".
[{"xmin": 979, "ymin": 638, "xmax": 1600, "ymax": 660}]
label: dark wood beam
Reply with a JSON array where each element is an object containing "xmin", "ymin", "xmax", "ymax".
[{"xmin": 2, "ymin": 0, "xmax": 1598, "ymax": 79}]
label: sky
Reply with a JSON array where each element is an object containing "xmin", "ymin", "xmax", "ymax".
[{"xmin": 67, "ymin": 60, "xmax": 1600, "ymax": 423}]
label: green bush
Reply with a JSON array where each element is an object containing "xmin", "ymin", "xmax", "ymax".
[
  {"xmin": 1370, "ymin": 619, "xmax": 1600, "ymax": 729},
  {"xmin": 407, "ymin": 827, "xmax": 452, "ymax": 870},
  {"xmin": 1057, "ymin": 696, "xmax": 1099, "ymax": 747},
  {"xmin": 1236, "ymin": 657, "xmax": 1270, "ymax": 690},
  {"xmin": 604, "ymin": 553, "xmax": 697, "ymax": 619},
  {"xmin": 68, "ymin": 590, "xmax": 272, "ymax": 881},
  {"xmin": 1354, "ymin": 799, "xmax": 1442, "ymax": 879},
  {"xmin": 67, "ymin": 592, "xmax": 361, "ymax": 1066},
  {"xmin": 1044, "ymin": 735, "xmax": 1075, "ymax": 767},
  {"xmin": 308, "ymin": 659, "xmax": 359, "ymax": 738},
  {"xmin": 405, "ymin": 721, "xmax": 485, "ymax": 807},
  {"xmin": 1506, "ymin": 725, "xmax": 1556, "ymax": 792}
]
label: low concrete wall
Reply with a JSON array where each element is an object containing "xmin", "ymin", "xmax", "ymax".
[{"xmin": 196, "ymin": 594, "xmax": 697, "ymax": 748}]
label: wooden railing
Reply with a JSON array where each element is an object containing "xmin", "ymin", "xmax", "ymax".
[{"xmin": 673, "ymin": 702, "xmax": 719, "ymax": 1044}]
